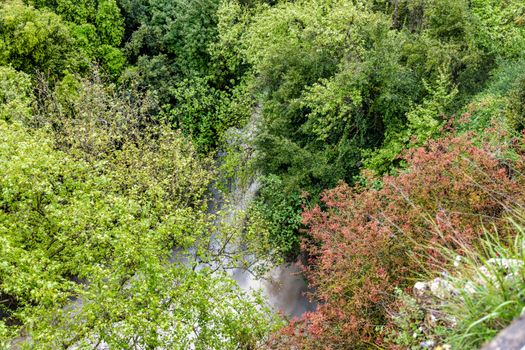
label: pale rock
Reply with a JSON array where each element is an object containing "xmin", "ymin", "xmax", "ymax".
[
  {"xmin": 413, "ymin": 281, "xmax": 430, "ymax": 301},
  {"xmin": 429, "ymin": 277, "xmax": 456, "ymax": 299},
  {"xmin": 487, "ymin": 258, "xmax": 523, "ymax": 271}
]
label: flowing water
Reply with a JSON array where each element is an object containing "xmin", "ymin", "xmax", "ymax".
[
  {"xmin": 214, "ymin": 110, "xmax": 316, "ymax": 318},
  {"xmin": 232, "ymin": 261, "xmax": 315, "ymax": 317},
  {"xmin": 222, "ymin": 178, "xmax": 316, "ymax": 318}
]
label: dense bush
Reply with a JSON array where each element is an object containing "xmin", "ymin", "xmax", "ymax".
[
  {"xmin": 162, "ymin": 76, "xmax": 251, "ymax": 152},
  {"xmin": 0, "ymin": 0, "xmax": 84, "ymax": 74},
  {"xmin": 239, "ymin": 0, "xmax": 496, "ymax": 195},
  {"xmin": 273, "ymin": 127, "xmax": 525, "ymax": 349},
  {"xmin": 506, "ymin": 72, "xmax": 525, "ymax": 132},
  {"xmin": 247, "ymin": 0, "xmax": 407, "ymax": 192},
  {"xmin": 0, "ymin": 112, "xmax": 279, "ymax": 348},
  {"xmin": 252, "ymin": 175, "xmax": 304, "ymax": 259},
  {"xmin": 122, "ymin": 0, "xmax": 219, "ymax": 77},
  {"xmin": 0, "ymin": 66, "xmax": 33, "ymax": 122},
  {"xmin": 115, "ymin": 0, "xmax": 255, "ymax": 151},
  {"xmin": 470, "ymin": 0, "xmax": 525, "ymax": 59}
]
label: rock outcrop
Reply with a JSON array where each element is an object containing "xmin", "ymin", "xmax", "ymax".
[{"xmin": 480, "ymin": 315, "xmax": 525, "ymax": 350}]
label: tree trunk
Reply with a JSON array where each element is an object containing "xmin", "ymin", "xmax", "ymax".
[{"xmin": 392, "ymin": 0, "xmax": 399, "ymax": 28}]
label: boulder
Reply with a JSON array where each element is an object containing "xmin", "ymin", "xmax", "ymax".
[{"xmin": 481, "ymin": 315, "xmax": 525, "ymax": 350}]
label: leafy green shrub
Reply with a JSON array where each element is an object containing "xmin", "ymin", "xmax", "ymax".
[
  {"xmin": 97, "ymin": 44, "xmax": 126, "ymax": 77},
  {"xmin": 470, "ymin": 0, "xmax": 525, "ymax": 59},
  {"xmin": 30, "ymin": 73, "xmax": 219, "ymax": 209},
  {"xmin": 0, "ymin": 115, "xmax": 279, "ymax": 349},
  {"xmin": 252, "ymin": 175, "xmax": 303, "ymax": 259},
  {"xmin": 241, "ymin": 0, "xmax": 496, "ymax": 197},
  {"xmin": 0, "ymin": 322, "xmax": 15, "ymax": 350},
  {"xmin": 29, "ymin": 0, "xmax": 126, "ymax": 71},
  {"xmin": 163, "ymin": 77, "xmax": 251, "ymax": 152},
  {"xmin": 94, "ymin": 0, "xmax": 124, "ymax": 46},
  {"xmin": 506, "ymin": 72, "xmax": 525, "ymax": 132},
  {"xmin": 122, "ymin": 0, "xmax": 220, "ymax": 77},
  {"xmin": 0, "ymin": 0, "xmax": 82, "ymax": 74},
  {"xmin": 30, "ymin": 0, "xmax": 97, "ymax": 23},
  {"xmin": 119, "ymin": 54, "xmax": 178, "ymax": 106},
  {"xmin": 247, "ymin": 0, "xmax": 408, "ymax": 191},
  {"xmin": 0, "ymin": 66, "xmax": 33, "ymax": 122},
  {"xmin": 364, "ymin": 69, "xmax": 458, "ymax": 174}
]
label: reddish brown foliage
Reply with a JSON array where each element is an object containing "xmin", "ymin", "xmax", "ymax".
[{"xmin": 274, "ymin": 131, "xmax": 525, "ymax": 349}]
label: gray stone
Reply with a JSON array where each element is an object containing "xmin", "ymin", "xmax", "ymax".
[{"xmin": 481, "ymin": 315, "xmax": 525, "ymax": 350}]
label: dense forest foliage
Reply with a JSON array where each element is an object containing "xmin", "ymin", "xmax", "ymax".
[{"xmin": 1, "ymin": 0, "xmax": 525, "ymax": 348}]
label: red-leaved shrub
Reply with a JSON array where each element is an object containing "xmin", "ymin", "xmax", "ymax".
[{"xmin": 273, "ymin": 129, "xmax": 525, "ymax": 349}]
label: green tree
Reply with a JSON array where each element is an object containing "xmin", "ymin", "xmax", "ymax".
[
  {"xmin": 0, "ymin": 66, "xmax": 33, "ymax": 123},
  {"xmin": 470, "ymin": 0, "xmax": 525, "ymax": 59},
  {"xmin": 123, "ymin": 0, "xmax": 219, "ymax": 76},
  {"xmin": 28, "ymin": 0, "xmax": 126, "ymax": 76},
  {"xmin": 252, "ymin": 175, "xmax": 303, "ymax": 258},
  {"xmin": 95, "ymin": 0, "xmax": 125, "ymax": 46},
  {"xmin": 244, "ymin": 0, "xmax": 416, "ymax": 192},
  {"xmin": 0, "ymin": 98, "xmax": 280, "ymax": 348},
  {"xmin": 0, "ymin": 0, "xmax": 82, "ymax": 74}
]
